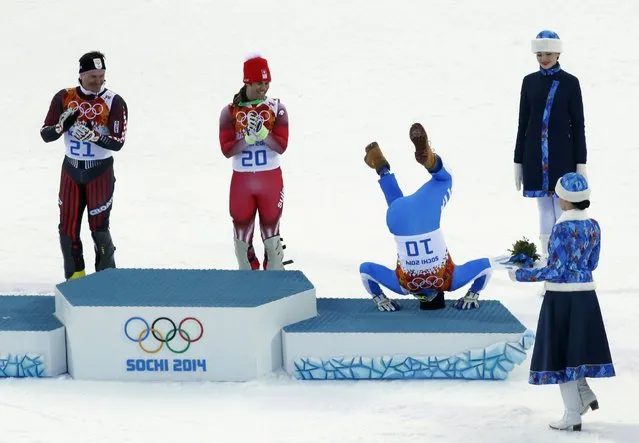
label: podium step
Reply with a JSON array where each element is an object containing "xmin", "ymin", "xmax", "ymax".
[
  {"xmin": 282, "ymin": 298, "xmax": 535, "ymax": 380},
  {"xmin": 55, "ymin": 268, "xmax": 317, "ymax": 381}
]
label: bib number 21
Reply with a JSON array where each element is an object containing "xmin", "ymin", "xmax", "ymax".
[{"xmin": 69, "ymin": 140, "xmax": 95, "ymax": 158}]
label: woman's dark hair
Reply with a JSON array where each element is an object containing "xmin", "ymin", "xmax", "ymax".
[
  {"xmin": 573, "ymin": 200, "xmax": 590, "ymax": 210},
  {"xmin": 232, "ymin": 85, "xmax": 248, "ymax": 106}
]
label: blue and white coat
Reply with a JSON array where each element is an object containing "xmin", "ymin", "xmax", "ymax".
[
  {"xmin": 515, "ymin": 209, "xmax": 599, "ymax": 290},
  {"xmin": 516, "ymin": 208, "xmax": 614, "ymax": 385}
]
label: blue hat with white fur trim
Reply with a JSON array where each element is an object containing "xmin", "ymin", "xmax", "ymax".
[
  {"xmin": 555, "ymin": 172, "xmax": 590, "ymax": 202},
  {"xmin": 531, "ymin": 30, "xmax": 563, "ymax": 53}
]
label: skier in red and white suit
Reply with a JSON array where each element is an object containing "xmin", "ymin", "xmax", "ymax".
[{"xmin": 219, "ymin": 55, "xmax": 289, "ymax": 270}]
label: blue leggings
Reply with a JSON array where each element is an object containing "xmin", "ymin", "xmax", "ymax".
[{"xmin": 360, "ymin": 258, "xmax": 492, "ymax": 297}]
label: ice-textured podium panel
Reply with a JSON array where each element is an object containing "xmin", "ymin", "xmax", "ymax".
[{"xmin": 0, "ymin": 353, "xmax": 46, "ymax": 377}]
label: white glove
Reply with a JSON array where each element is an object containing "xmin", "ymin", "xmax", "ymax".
[
  {"xmin": 514, "ymin": 163, "xmax": 523, "ymax": 191},
  {"xmin": 248, "ymin": 113, "xmax": 269, "ymax": 141},
  {"xmin": 576, "ymin": 164, "xmax": 588, "ymax": 182},
  {"xmin": 454, "ymin": 291, "xmax": 480, "ymax": 310},
  {"xmin": 372, "ymin": 294, "xmax": 400, "ymax": 312},
  {"xmin": 508, "ymin": 269, "xmax": 518, "ymax": 282},
  {"xmin": 72, "ymin": 124, "xmax": 99, "ymax": 142},
  {"xmin": 55, "ymin": 107, "xmax": 79, "ymax": 134}
]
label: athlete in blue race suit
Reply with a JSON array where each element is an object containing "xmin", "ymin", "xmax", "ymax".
[{"xmin": 361, "ymin": 123, "xmax": 494, "ymax": 312}]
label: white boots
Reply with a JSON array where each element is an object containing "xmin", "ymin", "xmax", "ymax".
[
  {"xmin": 263, "ymin": 236, "xmax": 285, "ymax": 270},
  {"xmin": 549, "ymin": 380, "xmax": 600, "ymax": 431},
  {"xmin": 234, "ymin": 237, "xmax": 285, "ymax": 270},
  {"xmin": 577, "ymin": 378, "xmax": 599, "ymax": 415},
  {"xmin": 234, "ymin": 238, "xmax": 252, "ymax": 270},
  {"xmin": 549, "ymin": 381, "xmax": 582, "ymax": 431}
]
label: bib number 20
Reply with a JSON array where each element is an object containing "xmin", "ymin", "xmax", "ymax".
[
  {"xmin": 241, "ymin": 149, "xmax": 267, "ymax": 167},
  {"xmin": 69, "ymin": 140, "xmax": 95, "ymax": 158}
]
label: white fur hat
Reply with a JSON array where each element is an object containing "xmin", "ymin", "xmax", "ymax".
[{"xmin": 531, "ymin": 30, "xmax": 563, "ymax": 53}]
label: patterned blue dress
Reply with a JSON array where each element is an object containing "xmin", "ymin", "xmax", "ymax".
[{"xmin": 514, "ymin": 209, "xmax": 615, "ymax": 385}]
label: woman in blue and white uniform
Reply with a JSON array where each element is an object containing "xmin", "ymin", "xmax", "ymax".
[{"xmin": 511, "ymin": 172, "xmax": 614, "ymax": 431}]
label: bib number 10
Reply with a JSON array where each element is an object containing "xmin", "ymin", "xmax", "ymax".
[
  {"xmin": 405, "ymin": 239, "xmax": 433, "ymax": 256},
  {"xmin": 69, "ymin": 140, "xmax": 95, "ymax": 158},
  {"xmin": 241, "ymin": 149, "xmax": 267, "ymax": 167}
]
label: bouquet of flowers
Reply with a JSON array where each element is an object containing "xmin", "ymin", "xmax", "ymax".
[{"xmin": 506, "ymin": 237, "xmax": 540, "ymax": 268}]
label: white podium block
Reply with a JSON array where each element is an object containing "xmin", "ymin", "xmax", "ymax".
[{"xmin": 55, "ymin": 268, "xmax": 316, "ymax": 381}]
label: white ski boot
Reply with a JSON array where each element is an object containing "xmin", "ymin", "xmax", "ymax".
[
  {"xmin": 234, "ymin": 238, "xmax": 252, "ymax": 270},
  {"xmin": 264, "ymin": 236, "xmax": 285, "ymax": 270}
]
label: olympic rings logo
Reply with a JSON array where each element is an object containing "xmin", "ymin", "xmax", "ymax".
[
  {"xmin": 235, "ymin": 109, "xmax": 271, "ymax": 128},
  {"xmin": 124, "ymin": 317, "xmax": 204, "ymax": 354},
  {"xmin": 406, "ymin": 275, "xmax": 445, "ymax": 292},
  {"xmin": 68, "ymin": 100, "xmax": 104, "ymax": 120}
]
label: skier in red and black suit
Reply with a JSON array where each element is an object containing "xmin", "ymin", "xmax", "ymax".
[
  {"xmin": 40, "ymin": 51, "xmax": 128, "ymax": 281},
  {"xmin": 219, "ymin": 55, "xmax": 290, "ymax": 270}
]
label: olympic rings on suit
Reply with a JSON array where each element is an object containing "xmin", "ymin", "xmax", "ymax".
[
  {"xmin": 124, "ymin": 316, "xmax": 204, "ymax": 354},
  {"xmin": 235, "ymin": 109, "xmax": 271, "ymax": 127},
  {"xmin": 68, "ymin": 100, "xmax": 104, "ymax": 120},
  {"xmin": 406, "ymin": 275, "xmax": 444, "ymax": 292}
]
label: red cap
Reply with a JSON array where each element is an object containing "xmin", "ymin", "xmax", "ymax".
[{"xmin": 243, "ymin": 57, "xmax": 271, "ymax": 84}]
